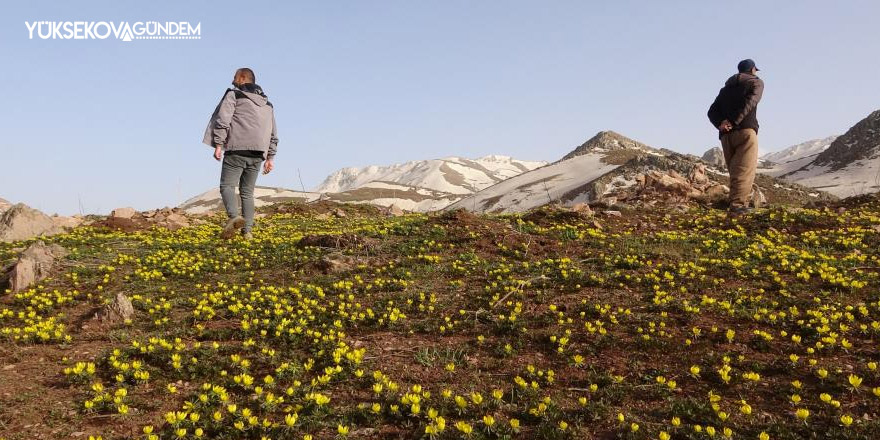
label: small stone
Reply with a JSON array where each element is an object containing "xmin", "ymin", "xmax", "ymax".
[
  {"xmin": 569, "ymin": 203, "xmax": 593, "ymax": 217},
  {"xmin": 317, "ymin": 253, "xmax": 357, "ymax": 273},
  {"xmin": 387, "ymin": 204, "xmax": 405, "ymax": 217},
  {"xmin": 96, "ymin": 292, "xmax": 135, "ymax": 323}
]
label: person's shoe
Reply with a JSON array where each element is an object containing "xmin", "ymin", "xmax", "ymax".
[
  {"xmin": 220, "ymin": 216, "xmax": 245, "ymax": 239},
  {"xmin": 242, "ymin": 231, "xmax": 254, "ymax": 241}
]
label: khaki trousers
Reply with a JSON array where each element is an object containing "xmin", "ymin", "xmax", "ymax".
[{"xmin": 721, "ymin": 128, "xmax": 758, "ymax": 208}]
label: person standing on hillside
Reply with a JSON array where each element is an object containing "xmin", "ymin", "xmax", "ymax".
[
  {"xmin": 203, "ymin": 68, "xmax": 278, "ymax": 239},
  {"xmin": 707, "ymin": 59, "xmax": 764, "ymax": 216}
]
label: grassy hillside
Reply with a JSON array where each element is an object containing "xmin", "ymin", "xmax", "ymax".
[{"xmin": 2, "ymin": 199, "xmax": 880, "ymax": 439}]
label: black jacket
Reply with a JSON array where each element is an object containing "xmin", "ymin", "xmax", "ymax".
[{"xmin": 708, "ymin": 73, "xmax": 764, "ymax": 136}]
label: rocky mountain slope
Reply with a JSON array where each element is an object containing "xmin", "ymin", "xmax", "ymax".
[
  {"xmin": 701, "ymin": 110, "xmax": 880, "ymax": 198},
  {"xmin": 777, "ymin": 110, "xmax": 880, "ymax": 197},
  {"xmin": 448, "ymin": 131, "xmax": 830, "ymax": 213},
  {"xmin": 446, "ymin": 132, "xmax": 661, "ymax": 213},
  {"xmin": 762, "ymin": 135, "xmax": 838, "ymax": 165},
  {"xmin": 758, "ymin": 136, "xmax": 838, "ymax": 178}
]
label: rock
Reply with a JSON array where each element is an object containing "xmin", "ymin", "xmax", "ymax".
[
  {"xmin": 315, "ymin": 213, "xmax": 332, "ymax": 221},
  {"xmin": 569, "ymin": 203, "xmax": 593, "ymax": 217},
  {"xmin": 0, "ymin": 197, "xmax": 10, "ymax": 213},
  {"xmin": 602, "ymin": 210, "xmax": 622, "ymax": 217},
  {"xmin": 96, "ymin": 292, "xmax": 135, "ymax": 323},
  {"xmin": 159, "ymin": 213, "xmax": 189, "ymax": 230},
  {"xmin": 700, "ymin": 184, "xmax": 730, "ymax": 203},
  {"xmin": 0, "ymin": 204, "xmax": 66, "ymax": 243},
  {"xmin": 751, "ymin": 185, "xmax": 767, "ymax": 208},
  {"xmin": 316, "ymin": 253, "xmax": 357, "ymax": 273},
  {"xmin": 52, "ymin": 215, "xmax": 84, "ymax": 230},
  {"xmin": 332, "ymin": 208, "xmax": 347, "ymax": 218},
  {"xmin": 688, "ymin": 163, "xmax": 710, "ymax": 187},
  {"xmin": 387, "ymin": 204, "xmax": 405, "ymax": 217},
  {"xmin": 110, "ymin": 207, "xmax": 137, "ymax": 219},
  {"xmin": 2, "ymin": 241, "xmax": 68, "ymax": 292},
  {"xmin": 595, "ymin": 196, "xmax": 618, "ymax": 208},
  {"xmin": 701, "ymin": 147, "xmax": 726, "ymax": 169}
]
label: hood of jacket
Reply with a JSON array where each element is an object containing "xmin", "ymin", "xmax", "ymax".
[{"xmin": 236, "ymin": 83, "xmax": 270, "ymax": 107}]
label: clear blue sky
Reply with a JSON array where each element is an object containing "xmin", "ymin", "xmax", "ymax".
[{"xmin": 1, "ymin": 0, "xmax": 878, "ymax": 215}]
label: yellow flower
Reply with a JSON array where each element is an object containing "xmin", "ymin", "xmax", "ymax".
[
  {"xmin": 759, "ymin": 432, "xmax": 770, "ymax": 440},
  {"xmin": 285, "ymin": 413, "xmax": 298, "ymax": 427},
  {"xmin": 795, "ymin": 408, "xmax": 809, "ymax": 421},
  {"xmin": 509, "ymin": 418, "xmax": 520, "ymax": 431},
  {"xmin": 455, "ymin": 421, "xmax": 473, "ymax": 435},
  {"xmin": 840, "ymin": 414, "xmax": 853, "ymax": 427},
  {"xmin": 337, "ymin": 424, "xmax": 350, "ymax": 436},
  {"xmin": 848, "ymin": 374, "xmax": 863, "ymax": 389}
]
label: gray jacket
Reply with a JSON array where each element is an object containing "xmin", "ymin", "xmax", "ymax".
[{"xmin": 202, "ymin": 83, "xmax": 278, "ymax": 159}]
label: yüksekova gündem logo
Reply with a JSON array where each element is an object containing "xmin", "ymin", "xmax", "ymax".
[{"xmin": 25, "ymin": 21, "xmax": 201, "ymax": 41}]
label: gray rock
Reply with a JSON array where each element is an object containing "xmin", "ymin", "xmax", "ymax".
[
  {"xmin": 2, "ymin": 241, "xmax": 68, "ymax": 292},
  {"xmin": 317, "ymin": 253, "xmax": 357, "ymax": 273},
  {"xmin": 159, "ymin": 213, "xmax": 189, "ymax": 230},
  {"xmin": 569, "ymin": 203, "xmax": 593, "ymax": 217},
  {"xmin": 96, "ymin": 292, "xmax": 135, "ymax": 323},
  {"xmin": 0, "ymin": 204, "xmax": 65, "ymax": 243},
  {"xmin": 387, "ymin": 204, "xmax": 405, "ymax": 217},
  {"xmin": 110, "ymin": 207, "xmax": 137, "ymax": 219},
  {"xmin": 701, "ymin": 147, "xmax": 726, "ymax": 169}
]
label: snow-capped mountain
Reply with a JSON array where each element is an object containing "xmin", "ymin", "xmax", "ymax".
[
  {"xmin": 449, "ymin": 131, "xmax": 829, "ymax": 214},
  {"xmin": 762, "ymin": 136, "xmax": 838, "ymax": 164},
  {"xmin": 315, "ymin": 155, "xmax": 546, "ymax": 195},
  {"xmin": 447, "ymin": 131, "xmax": 662, "ymax": 213},
  {"xmin": 758, "ymin": 136, "xmax": 838, "ymax": 178},
  {"xmin": 179, "ymin": 155, "xmax": 545, "ymax": 214},
  {"xmin": 777, "ymin": 110, "xmax": 880, "ymax": 197}
]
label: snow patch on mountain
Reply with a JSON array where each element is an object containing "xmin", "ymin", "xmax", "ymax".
[
  {"xmin": 761, "ymin": 136, "xmax": 838, "ymax": 164},
  {"xmin": 180, "ymin": 187, "xmax": 319, "ymax": 214},
  {"xmin": 446, "ymin": 153, "xmax": 619, "ymax": 213},
  {"xmin": 315, "ymin": 155, "xmax": 546, "ymax": 195}
]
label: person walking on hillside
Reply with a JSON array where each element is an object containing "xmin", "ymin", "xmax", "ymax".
[
  {"xmin": 203, "ymin": 68, "xmax": 278, "ymax": 239},
  {"xmin": 707, "ymin": 59, "xmax": 764, "ymax": 216}
]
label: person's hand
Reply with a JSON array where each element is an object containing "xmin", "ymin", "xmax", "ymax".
[
  {"xmin": 214, "ymin": 146, "xmax": 223, "ymax": 161},
  {"xmin": 263, "ymin": 159, "xmax": 274, "ymax": 174},
  {"xmin": 718, "ymin": 120, "xmax": 733, "ymax": 133}
]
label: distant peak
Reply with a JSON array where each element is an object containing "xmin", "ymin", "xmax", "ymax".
[{"xmin": 560, "ymin": 130, "xmax": 655, "ymax": 162}]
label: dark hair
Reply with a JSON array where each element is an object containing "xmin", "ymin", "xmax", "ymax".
[{"xmin": 234, "ymin": 68, "xmax": 256, "ymax": 84}]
